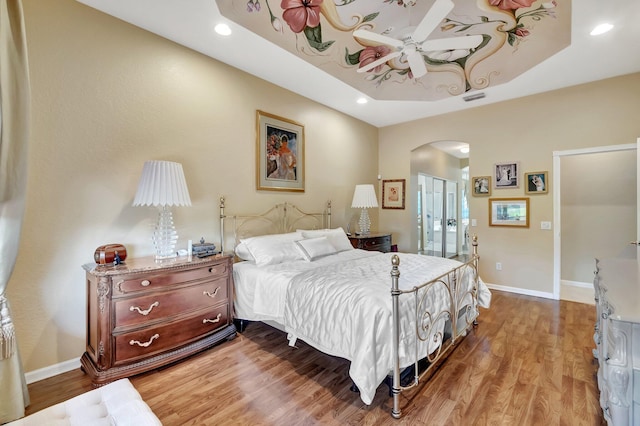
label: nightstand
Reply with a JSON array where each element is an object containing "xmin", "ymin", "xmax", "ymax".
[
  {"xmin": 349, "ymin": 233, "xmax": 392, "ymax": 253},
  {"xmin": 80, "ymin": 254, "xmax": 236, "ymax": 386}
]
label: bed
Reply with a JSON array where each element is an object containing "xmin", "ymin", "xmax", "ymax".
[{"xmin": 219, "ymin": 197, "xmax": 491, "ymax": 418}]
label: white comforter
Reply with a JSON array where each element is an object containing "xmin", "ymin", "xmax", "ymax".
[{"xmin": 233, "ymin": 250, "xmax": 491, "ymax": 405}]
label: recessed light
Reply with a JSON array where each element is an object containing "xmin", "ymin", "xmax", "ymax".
[
  {"xmin": 215, "ymin": 23, "xmax": 232, "ymax": 36},
  {"xmin": 590, "ymin": 23, "xmax": 613, "ymax": 36},
  {"xmin": 356, "ymin": 97, "xmax": 368, "ymax": 104},
  {"xmin": 460, "ymin": 147, "xmax": 470, "ymax": 154}
]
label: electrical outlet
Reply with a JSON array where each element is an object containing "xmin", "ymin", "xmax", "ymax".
[
  {"xmin": 540, "ymin": 221, "xmax": 552, "ymax": 230},
  {"xmin": 496, "ymin": 262, "xmax": 502, "ymax": 270}
]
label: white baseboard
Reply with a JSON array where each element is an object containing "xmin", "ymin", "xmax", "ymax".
[
  {"xmin": 484, "ymin": 283, "xmax": 555, "ymax": 300},
  {"xmin": 25, "ymin": 357, "xmax": 80, "ymax": 384},
  {"xmin": 561, "ymin": 279, "xmax": 593, "ymax": 289}
]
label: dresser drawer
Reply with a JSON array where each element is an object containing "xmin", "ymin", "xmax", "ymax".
[
  {"xmin": 114, "ymin": 262, "xmax": 228, "ymax": 295},
  {"xmin": 361, "ymin": 235, "xmax": 391, "ymax": 251},
  {"xmin": 349, "ymin": 233, "xmax": 392, "ymax": 253},
  {"xmin": 113, "ymin": 277, "xmax": 228, "ymax": 329},
  {"xmin": 113, "ymin": 304, "xmax": 229, "ymax": 364}
]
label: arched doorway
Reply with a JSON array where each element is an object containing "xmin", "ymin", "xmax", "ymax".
[{"xmin": 411, "ymin": 141, "xmax": 469, "ymax": 258}]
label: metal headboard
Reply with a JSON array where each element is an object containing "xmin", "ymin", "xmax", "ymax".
[{"xmin": 219, "ymin": 196, "xmax": 331, "ymax": 253}]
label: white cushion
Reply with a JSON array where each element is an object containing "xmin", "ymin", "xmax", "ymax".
[
  {"xmin": 240, "ymin": 232, "xmax": 304, "ymax": 266},
  {"xmin": 300, "ymin": 227, "xmax": 353, "ymax": 252},
  {"xmin": 295, "ymin": 236, "xmax": 337, "ymax": 261},
  {"xmin": 6, "ymin": 378, "xmax": 161, "ymax": 426}
]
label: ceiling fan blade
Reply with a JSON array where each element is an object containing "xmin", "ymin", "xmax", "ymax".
[
  {"xmin": 412, "ymin": 0, "xmax": 454, "ymax": 42},
  {"xmin": 407, "ymin": 51, "xmax": 427, "ymax": 78},
  {"xmin": 421, "ymin": 35, "xmax": 483, "ymax": 51},
  {"xmin": 357, "ymin": 51, "xmax": 402, "ymax": 73},
  {"xmin": 353, "ymin": 29, "xmax": 404, "ymax": 49}
]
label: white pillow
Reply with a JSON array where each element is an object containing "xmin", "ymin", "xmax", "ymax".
[
  {"xmin": 300, "ymin": 227, "xmax": 354, "ymax": 252},
  {"xmin": 234, "ymin": 242, "xmax": 255, "ymax": 262},
  {"xmin": 295, "ymin": 236, "xmax": 337, "ymax": 261},
  {"xmin": 240, "ymin": 232, "xmax": 303, "ymax": 266}
]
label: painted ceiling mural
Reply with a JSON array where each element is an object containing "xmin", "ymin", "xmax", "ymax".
[{"xmin": 216, "ymin": 0, "xmax": 570, "ymax": 101}]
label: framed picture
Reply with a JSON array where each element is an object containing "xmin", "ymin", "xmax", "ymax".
[
  {"xmin": 382, "ymin": 179, "xmax": 405, "ymax": 209},
  {"xmin": 494, "ymin": 161, "xmax": 520, "ymax": 189},
  {"xmin": 489, "ymin": 197, "xmax": 529, "ymax": 227},
  {"xmin": 256, "ymin": 110, "xmax": 304, "ymax": 192},
  {"xmin": 524, "ymin": 171, "xmax": 548, "ymax": 194},
  {"xmin": 471, "ymin": 176, "xmax": 491, "ymax": 196}
]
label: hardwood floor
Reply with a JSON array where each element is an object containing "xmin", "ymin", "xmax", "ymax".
[{"xmin": 24, "ymin": 290, "xmax": 605, "ymax": 425}]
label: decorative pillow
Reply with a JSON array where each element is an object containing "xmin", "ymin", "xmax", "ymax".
[
  {"xmin": 234, "ymin": 242, "xmax": 255, "ymax": 262},
  {"xmin": 240, "ymin": 232, "xmax": 303, "ymax": 266},
  {"xmin": 295, "ymin": 236, "xmax": 337, "ymax": 261},
  {"xmin": 300, "ymin": 227, "xmax": 354, "ymax": 252}
]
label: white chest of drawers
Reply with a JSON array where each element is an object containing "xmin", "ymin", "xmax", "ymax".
[{"xmin": 593, "ymin": 256, "xmax": 640, "ymax": 426}]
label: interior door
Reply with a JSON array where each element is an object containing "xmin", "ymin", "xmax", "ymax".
[{"xmin": 418, "ymin": 174, "xmax": 459, "ymax": 258}]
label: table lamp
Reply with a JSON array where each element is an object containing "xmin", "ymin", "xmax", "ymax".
[
  {"xmin": 133, "ymin": 160, "xmax": 191, "ymax": 260},
  {"xmin": 351, "ymin": 184, "xmax": 378, "ymax": 235}
]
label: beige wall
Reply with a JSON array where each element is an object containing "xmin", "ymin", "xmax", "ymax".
[
  {"xmin": 379, "ymin": 72, "xmax": 640, "ymax": 295},
  {"xmin": 9, "ymin": 0, "xmax": 378, "ymax": 373}
]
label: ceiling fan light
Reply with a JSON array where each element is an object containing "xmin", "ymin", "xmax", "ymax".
[
  {"xmin": 590, "ymin": 23, "xmax": 613, "ymax": 36},
  {"xmin": 215, "ymin": 23, "xmax": 232, "ymax": 36}
]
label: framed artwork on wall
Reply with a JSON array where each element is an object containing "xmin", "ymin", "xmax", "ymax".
[
  {"xmin": 524, "ymin": 171, "xmax": 548, "ymax": 194},
  {"xmin": 382, "ymin": 179, "xmax": 405, "ymax": 209},
  {"xmin": 256, "ymin": 110, "xmax": 304, "ymax": 192},
  {"xmin": 494, "ymin": 161, "xmax": 520, "ymax": 189},
  {"xmin": 489, "ymin": 197, "xmax": 529, "ymax": 227},
  {"xmin": 471, "ymin": 176, "xmax": 491, "ymax": 196}
]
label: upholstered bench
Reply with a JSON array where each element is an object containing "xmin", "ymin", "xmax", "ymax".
[{"xmin": 7, "ymin": 378, "xmax": 161, "ymax": 425}]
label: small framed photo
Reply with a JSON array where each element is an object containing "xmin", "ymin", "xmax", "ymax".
[
  {"xmin": 382, "ymin": 179, "xmax": 405, "ymax": 209},
  {"xmin": 489, "ymin": 197, "xmax": 529, "ymax": 227},
  {"xmin": 256, "ymin": 110, "xmax": 304, "ymax": 192},
  {"xmin": 494, "ymin": 162, "xmax": 520, "ymax": 189},
  {"xmin": 472, "ymin": 176, "xmax": 491, "ymax": 196},
  {"xmin": 524, "ymin": 171, "xmax": 548, "ymax": 194}
]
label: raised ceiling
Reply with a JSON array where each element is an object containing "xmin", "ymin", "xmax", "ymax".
[
  {"xmin": 216, "ymin": 0, "xmax": 570, "ymax": 102},
  {"xmin": 76, "ymin": 0, "xmax": 640, "ymax": 127}
]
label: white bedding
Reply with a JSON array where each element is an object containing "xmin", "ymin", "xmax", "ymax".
[{"xmin": 233, "ymin": 250, "xmax": 491, "ymax": 405}]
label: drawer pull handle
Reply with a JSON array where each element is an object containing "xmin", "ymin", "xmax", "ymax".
[
  {"xmin": 129, "ymin": 301, "xmax": 159, "ymax": 316},
  {"xmin": 203, "ymin": 287, "xmax": 221, "ymax": 298},
  {"xmin": 140, "ymin": 280, "xmax": 151, "ymax": 287},
  {"xmin": 129, "ymin": 334, "xmax": 159, "ymax": 347},
  {"xmin": 203, "ymin": 313, "xmax": 223, "ymax": 324}
]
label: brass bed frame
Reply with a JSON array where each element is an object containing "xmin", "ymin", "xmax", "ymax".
[{"xmin": 219, "ymin": 197, "xmax": 481, "ymax": 419}]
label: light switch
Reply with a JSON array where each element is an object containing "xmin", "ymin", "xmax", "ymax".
[
  {"xmin": 541, "ymin": 221, "xmax": 552, "ymax": 230},
  {"xmin": 471, "ymin": 219, "xmax": 477, "ymax": 227}
]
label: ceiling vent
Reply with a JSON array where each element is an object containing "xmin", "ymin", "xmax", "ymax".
[{"xmin": 463, "ymin": 92, "xmax": 486, "ymax": 102}]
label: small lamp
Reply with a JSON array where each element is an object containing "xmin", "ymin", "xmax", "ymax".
[
  {"xmin": 351, "ymin": 184, "xmax": 378, "ymax": 235},
  {"xmin": 133, "ymin": 160, "xmax": 192, "ymax": 260}
]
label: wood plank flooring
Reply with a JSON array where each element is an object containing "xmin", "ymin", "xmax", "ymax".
[{"xmin": 24, "ymin": 290, "xmax": 605, "ymax": 425}]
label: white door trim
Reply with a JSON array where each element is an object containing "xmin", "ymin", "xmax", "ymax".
[{"xmin": 552, "ymin": 143, "xmax": 636, "ymax": 300}]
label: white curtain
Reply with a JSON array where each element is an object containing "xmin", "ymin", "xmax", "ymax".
[{"xmin": 0, "ymin": 0, "xmax": 31, "ymax": 422}]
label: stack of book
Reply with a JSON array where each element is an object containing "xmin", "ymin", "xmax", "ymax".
[{"xmin": 192, "ymin": 238, "xmax": 218, "ymax": 258}]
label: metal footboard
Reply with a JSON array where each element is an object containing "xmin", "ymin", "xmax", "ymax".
[{"xmin": 391, "ymin": 236, "xmax": 480, "ymax": 419}]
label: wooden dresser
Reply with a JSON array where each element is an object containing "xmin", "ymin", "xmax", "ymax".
[
  {"xmin": 349, "ymin": 232, "xmax": 392, "ymax": 253},
  {"xmin": 593, "ymin": 256, "xmax": 640, "ymax": 425},
  {"xmin": 81, "ymin": 254, "xmax": 236, "ymax": 386}
]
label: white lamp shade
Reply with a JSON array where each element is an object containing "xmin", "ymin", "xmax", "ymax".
[
  {"xmin": 133, "ymin": 160, "xmax": 192, "ymax": 207},
  {"xmin": 351, "ymin": 184, "xmax": 378, "ymax": 209}
]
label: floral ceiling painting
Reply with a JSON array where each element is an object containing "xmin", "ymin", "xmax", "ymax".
[{"xmin": 216, "ymin": 0, "xmax": 570, "ymax": 102}]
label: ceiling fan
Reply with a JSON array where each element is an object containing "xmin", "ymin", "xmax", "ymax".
[{"xmin": 353, "ymin": 0, "xmax": 483, "ymax": 78}]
